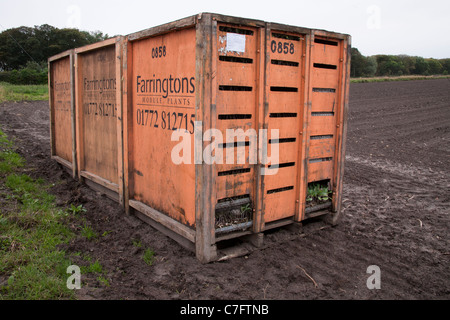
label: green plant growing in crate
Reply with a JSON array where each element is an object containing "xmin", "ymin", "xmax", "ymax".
[{"xmin": 306, "ymin": 184, "xmax": 332, "ymax": 203}]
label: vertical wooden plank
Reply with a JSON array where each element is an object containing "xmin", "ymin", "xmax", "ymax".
[
  {"xmin": 48, "ymin": 60, "xmax": 55, "ymax": 158},
  {"xmin": 259, "ymin": 25, "xmax": 271, "ymax": 230},
  {"xmin": 298, "ymin": 31, "xmax": 313, "ymax": 221},
  {"xmin": 74, "ymin": 52, "xmax": 84, "ymax": 181},
  {"xmin": 330, "ymin": 35, "xmax": 351, "ymax": 224},
  {"xmin": 115, "ymin": 37, "xmax": 124, "ymax": 207},
  {"xmin": 48, "ymin": 51, "xmax": 75, "ymax": 173},
  {"xmin": 195, "ymin": 13, "xmax": 217, "ymax": 263},
  {"xmin": 69, "ymin": 51, "xmax": 77, "ymax": 178},
  {"xmin": 253, "ymin": 27, "xmax": 266, "ymax": 233},
  {"xmin": 122, "ymin": 39, "xmax": 131, "ymax": 214},
  {"xmin": 210, "ymin": 18, "xmax": 218, "ymax": 239},
  {"xmin": 295, "ymin": 32, "xmax": 311, "ymax": 222}
]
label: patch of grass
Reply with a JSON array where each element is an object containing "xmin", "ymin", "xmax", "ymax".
[
  {"xmin": 67, "ymin": 204, "xmax": 87, "ymax": 215},
  {"xmin": 350, "ymin": 75, "xmax": 450, "ymax": 83},
  {"xmin": 101, "ymin": 230, "xmax": 112, "ymax": 237},
  {"xmin": 142, "ymin": 248, "xmax": 155, "ymax": 266},
  {"xmin": 0, "ymin": 128, "xmax": 75, "ymax": 300},
  {"xmin": 80, "ymin": 221, "xmax": 97, "ymax": 240},
  {"xmin": 83, "ymin": 260, "xmax": 103, "ymax": 274},
  {"xmin": 97, "ymin": 276, "xmax": 110, "ymax": 287},
  {"xmin": 0, "ymin": 82, "xmax": 48, "ymax": 103},
  {"xmin": 0, "ymin": 130, "xmax": 25, "ymax": 174},
  {"xmin": 132, "ymin": 239, "xmax": 142, "ymax": 248},
  {"xmin": 0, "ymin": 131, "xmax": 75, "ymax": 299}
]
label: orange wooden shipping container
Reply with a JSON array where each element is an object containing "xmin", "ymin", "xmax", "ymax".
[
  {"xmin": 122, "ymin": 13, "xmax": 351, "ymax": 263},
  {"xmin": 74, "ymin": 37, "xmax": 126, "ymax": 204},
  {"xmin": 48, "ymin": 50, "xmax": 77, "ymax": 177}
]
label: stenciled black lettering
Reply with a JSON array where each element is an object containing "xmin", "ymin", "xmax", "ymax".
[{"xmin": 135, "ymin": 75, "xmax": 196, "ymax": 96}]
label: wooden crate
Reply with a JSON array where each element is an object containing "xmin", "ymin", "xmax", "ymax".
[
  {"xmin": 48, "ymin": 50, "xmax": 77, "ymax": 177},
  {"xmin": 74, "ymin": 37, "xmax": 125, "ymax": 204},
  {"xmin": 122, "ymin": 13, "xmax": 351, "ymax": 263}
]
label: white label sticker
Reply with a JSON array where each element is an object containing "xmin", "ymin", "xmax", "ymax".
[{"xmin": 226, "ymin": 33, "xmax": 246, "ymax": 53}]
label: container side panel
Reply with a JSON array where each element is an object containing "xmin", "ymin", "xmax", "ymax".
[
  {"xmin": 51, "ymin": 57, "xmax": 73, "ymax": 163},
  {"xmin": 214, "ymin": 23, "xmax": 260, "ymax": 213},
  {"xmin": 130, "ymin": 27, "xmax": 197, "ymax": 227},
  {"xmin": 79, "ymin": 45, "xmax": 119, "ymax": 184},
  {"xmin": 263, "ymin": 30, "xmax": 305, "ymax": 223},
  {"xmin": 307, "ymin": 36, "xmax": 343, "ymax": 184}
]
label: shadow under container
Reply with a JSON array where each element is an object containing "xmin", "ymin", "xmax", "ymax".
[
  {"xmin": 122, "ymin": 13, "xmax": 351, "ymax": 263},
  {"xmin": 48, "ymin": 49, "xmax": 77, "ymax": 178},
  {"xmin": 74, "ymin": 37, "xmax": 126, "ymax": 205}
]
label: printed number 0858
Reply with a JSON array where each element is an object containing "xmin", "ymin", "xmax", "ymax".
[
  {"xmin": 152, "ymin": 46, "xmax": 166, "ymax": 58},
  {"xmin": 271, "ymin": 40, "xmax": 294, "ymax": 54}
]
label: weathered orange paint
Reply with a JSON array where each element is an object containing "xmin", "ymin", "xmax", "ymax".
[
  {"xmin": 74, "ymin": 37, "xmax": 125, "ymax": 204},
  {"xmin": 50, "ymin": 55, "xmax": 73, "ymax": 163},
  {"xmin": 48, "ymin": 50, "xmax": 76, "ymax": 177},
  {"xmin": 128, "ymin": 27, "xmax": 197, "ymax": 227},
  {"xmin": 49, "ymin": 13, "xmax": 351, "ymax": 263}
]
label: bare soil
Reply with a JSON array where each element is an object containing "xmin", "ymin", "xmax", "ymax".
[{"xmin": 0, "ymin": 79, "xmax": 449, "ymax": 300}]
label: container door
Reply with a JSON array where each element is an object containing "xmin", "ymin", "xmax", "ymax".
[
  {"xmin": 262, "ymin": 29, "xmax": 306, "ymax": 224},
  {"xmin": 212, "ymin": 23, "xmax": 262, "ymax": 234}
]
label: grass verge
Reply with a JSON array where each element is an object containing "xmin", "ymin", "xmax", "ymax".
[
  {"xmin": 350, "ymin": 75, "xmax": 450, "ymax": 83},
  {"xmin": 0, "ymin": 127, "xmax": 75, "ymax": 300},
  {"xmin": 0, "ymin": 82, "xmax": 48, "ymax": 103}
]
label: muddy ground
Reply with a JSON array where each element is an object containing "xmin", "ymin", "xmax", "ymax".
[{"xmin": 0, "ymin": 79, "xmax": 449, "ymax": 300}]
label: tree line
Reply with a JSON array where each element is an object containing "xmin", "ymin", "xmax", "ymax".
[
  {"xmin": 0, "ymin": 24, "xmax": 109, "ymax": 84},
  {"xmin": 0, "ymin": 24, "xmax": 449, "ymax": 84},
  {"xmin": 351, "ymin": 48, "xmax": 450, "ymax": 78}
]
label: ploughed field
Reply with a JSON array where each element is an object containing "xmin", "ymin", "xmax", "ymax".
[{"xmin": 0, "ymin": 79, "xmax": 448, "ymax": 299}]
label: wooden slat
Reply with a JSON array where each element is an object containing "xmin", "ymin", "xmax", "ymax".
[
  {"xmin": 115, "ymin": 37, "xmax": 125, "ymax": 206},
  {"xmin": 267, "ymin": 117, "xmax": 300, "ymax": 139},
  {"xmin": 253, "ymin": 27, "xmax": 266, "ymax": 233},
  {"xmin": 216, "ymin": 90, "xmax": 256, "ymax": 115},
  {"xmin": 309, "ymin": 115, "xmax": 336, "ymax": 136},
  {"xmin": 69, "ymin": 51, "xmax": 77, "ymax": 178},
  {"xmin": 311, "ymin": 39, "xmax": 341, "ymax": 66},
  {"xmin": 267, "ymin": 64, "xmax": 301, "ymax": 88},
  {"xmin": 48, "ymin": 53, "xmax": 75, "ymax": 174},
  {"xmin": 307, "ymin": 160, "xmax": 334, "ymax": 182},
  {"xmin": 48, "ymin": 49, "xmax": 72, "ymax": 62},
  {"xmin": 331, "ymin": 36, "xmax": 351, "ymax": 221},
  {"xmin": 309, "ymin": 137, "xmax": 336, "ymax": 159},
  {"xmin": 129, "ymin": 200, "xmax": 196, "ymax": 243},
  {"xmin": 263, "ymin": 189, "xmax": 296, "ymax": 223},
  {"xmin": 311, "ymin": 91, "xmax": 337, "ymax": 112},
  {"xmin": 74, "ymin": 37, "xmax": 117, "ymax": 54},
  {"xmin": 195, "ymin": 13, "xmax": 217, "ymax": 263},
  {"xmin": 311, "ymin": 67, "xmax": 339, "ymax": 89},
  {"xmin": 263, "ymin": 164, "xmax": 298, "ymax": 191},
  {"xmin": 295, "ymin": 33, "xmax": 310, "ymax": 222},
  {"xmin": 123, "ymin": 39, "xmax": 133, "ymax": 214},
  {"xmin": 51, "ymin": 156, "xmax": 73, "ymax": 170},
  {"xmin": 80, "ymin": 171, "xmax": 119, "ymax": 193},
  {"xmin": 127, "ymin": 15, "xmax": 197, "ymax": 41}
]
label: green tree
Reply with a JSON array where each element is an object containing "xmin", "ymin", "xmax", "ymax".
[
  {"xmin": 0, "ymin": 25, "xmax": 109, "ymax": 71},
  {"xmin": 350, "ymin": 48, "xmax": 377, "ymax": 77},
  {"xmin": 439, "ymin": 59, "xmax": 450, "ymax": 74},
  {"xmin": 426, "ymin": 59, "xmax": 443, "ymax": 75},
  {"xmin": 414, "ymin": 57, "xmax": 429, "ymax": 75}
]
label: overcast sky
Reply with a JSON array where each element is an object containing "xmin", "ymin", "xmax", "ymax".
[{"xmin": 1, "ymin": 0, "xmax": 449, "ymax": 59}]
